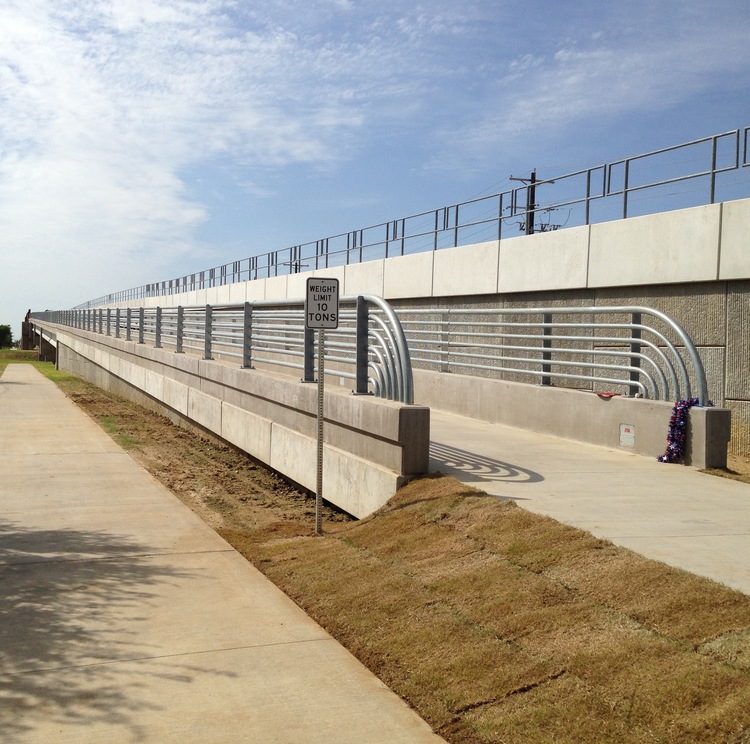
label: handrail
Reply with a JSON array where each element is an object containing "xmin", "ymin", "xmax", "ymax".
[
  {"xmin": 397, "ymin": 305, "xmax": 709, "ymax": 406},
  {"xmin": 30, "ymin": 295, "xmax": 415, "ymax": 404}
]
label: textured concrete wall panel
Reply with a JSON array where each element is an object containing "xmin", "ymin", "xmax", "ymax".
[
  {"xmin": 594, "ymin": 283, "xmax": 726, "ymax": 347},
  {"xmin": 725, "ymin": 281, "xmax": 750, "ymax": 401}
]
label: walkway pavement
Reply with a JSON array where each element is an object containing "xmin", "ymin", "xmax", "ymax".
[
  {"xmin": 430, "ymin": 409, "xmax": 750, "ymax": 595},
  {"xmin": 0, "ymin": 364, "xmax": 445, "ymax": 744}
]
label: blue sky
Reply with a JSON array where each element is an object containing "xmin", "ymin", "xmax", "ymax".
[{"xmin": 2, "ymin": 0, "xmax": 750, "ymax": 335}]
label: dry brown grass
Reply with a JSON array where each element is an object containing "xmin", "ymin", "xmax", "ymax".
[
  {"xmin": 8, "ymin": 357, "xmax": 749, "ymax": 743},
  {"xmin": 231, "ymin": 478, "xmax": 750, "ymax": 743}
]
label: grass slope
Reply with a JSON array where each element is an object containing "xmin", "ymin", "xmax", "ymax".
[{"xmin": 228, "ymin": 478, "xmax": 750, "ymax": 743}]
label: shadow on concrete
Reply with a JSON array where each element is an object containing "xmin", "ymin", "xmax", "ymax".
[
  {"xmin": 429, "ymin": 441, "xmax": 544, "ymax": 485},
  {"xmin": 0, "ymin": 522, "xmax": 233, "ymax": 742}
]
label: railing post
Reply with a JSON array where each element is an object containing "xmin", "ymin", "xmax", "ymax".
[
  {"xmin": 303, "ymin": 327, "xmax": 315, "ymax": 382},
  {"xmin": 155, "ymin": 307, "xmax": 162, "ymax": 348},
  {"xmin": 115, "ymin": 308, "xmax": 121, "ymax": 338},
  {"xmin": 98, "ymin": 309, "xmax": 103, "ymax": 334},
  {"xmin": 440, "ymin": 311, "xmax": 451, "ymax": 372},
  {"xmin": 623, "ymin": 159, "xmax": 630, "ymax": 219},
  {"xmin": 242, "ymin": 302, "xmax": 253, "ymax": 368},
  {"xmin": 355, "ymin": 297, "xmax": 370, "ymax": 394},
  {"xmin": 126, "ymin": 308, "xmax": 132, "ymax": 341},
  {"xmin": 629, "ymin": 312, "xmax": 642, "ymax": 396},
  {"xmin": 542, "ymin": 313, "xmax": 552, "ymax": 385},
  {"xmin": 138, "ymin": 308, "xmax": 145, "ymax": 344},
  {"xmin": 106, "ymin": 308, "xmax": 111, "ymax": 336},
  {"xmin": 710, "ymin": 135, "xmax": 718, "ymax": 204},
  {"xmin": 204, "ymin": 305, "xmax": 213, "ymax": 360},
  {"xmin": 541, "ymin": 313, "xmax": 552, "ymax": 386},
  {"xmin": 176, "ymin": 306, "xmax": 184, "ymax": 353}
]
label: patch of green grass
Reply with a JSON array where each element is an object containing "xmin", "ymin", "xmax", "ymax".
[{"xmin": 98, "ymin": 415, "xmax": 142, "ymax": 450}]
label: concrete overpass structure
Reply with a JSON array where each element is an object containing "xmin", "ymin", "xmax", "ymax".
[{"xmin": 27, "ymin": 196, "xmax": 750, "ymax": 517}]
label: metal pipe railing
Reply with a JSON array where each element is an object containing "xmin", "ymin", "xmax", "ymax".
[
  {"xmin": 31, "ymin": 295, "xmax": 415, "ymax": 404},
  {"xmin": 397, "ymin": 305, "xmax": 709, "ymax": 405}
]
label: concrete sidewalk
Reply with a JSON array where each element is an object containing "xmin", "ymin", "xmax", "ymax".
[
  {"xmin": 0, "ymin": 364, "xmax": 445, "ymax": 744},
  {"xmin": 430, "ymin": 409, "xmax": 750, "ymax": 595}
]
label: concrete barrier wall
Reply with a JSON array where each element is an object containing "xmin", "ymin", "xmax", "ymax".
[
  {"xmin": 45, "ymin": 324, "xmax": 430, "ymax": 519},
  {"xmin": 100, "ymin": 197, "xmax": 750, "ymax": 457},
  {"xmin": 113, "ymin": 198, "xmax": 749, "ymax": 308},
  {"xmin": 412, "ymin": 368, "xmax": 730, "ymax": 468}
]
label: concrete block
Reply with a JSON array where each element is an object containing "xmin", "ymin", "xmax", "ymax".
[
  {"xmin": 432, "ymin": 241, "xmax": 500, "ymax": 297},
  {"xmin": 383, "ymin": 252, "xmax": 434, "ymax": 299},
  {"xmin": 685, "ymin": 406, "xmax": 731, "ymax": 469},
  {"xmin": 221, "ymin": 402, "xmax": 272, "ymax": 463},
  {"xmin": 269, "ymin": 424, "xmax": 316, "ymax": 491},
  {"xmin": 719, "ymin": 197, "xmax": 750, "ymax": 280},
  {"xmin": 265, "ymin": 276, "xmax": 289, "ymax": 300},
  {"xmin": 498, "ymin": 226, "xmax": 590, "ymax": 293},
  {"xmin": 312, "ymin": 266, "xmax": 346, "ymax": 288},
  {"xmin": 143, "ymin": 368, "xmax": 165, "ymax": 401},
  {"xmin": 163, "ymin": 378, "xmax": 190, "ymax": 416},
  {"xmin": 287, "ymin": 272, "xmax": 308, "ymax": 301},
  {"xmin": 188, "ymin": 388, "xmax": 222, "ymax": 432},
  {"xmin": 344, "ymin": 260, "xmax": 385, "ymax": 297},
  {"xmin": 588, "ymin": 204, "xmax": 721, "ymax": 287},
  {"xmin": 322, "ymin": 446, "xmax": 403, "ymax": 518},
  {"xmin": 246, "ymin": 279, "xmax": 266, "ymax": 302},
  {"xmin": 268, "ymin": 423, "xmax": 402, "ymax": 518},
  {"xmin": 214, "ymin": 285, "xmax": 233, "ymax": 305}
]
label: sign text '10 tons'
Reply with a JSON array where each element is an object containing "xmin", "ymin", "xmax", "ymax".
[{"xmin": 306, "ymin": 278, "xmax": 340, "ymax": 329}]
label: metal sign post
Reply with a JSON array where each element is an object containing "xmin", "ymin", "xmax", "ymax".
[{"xmin": 305, "ymin": 278, "xmax": 339, "ymax": 535}]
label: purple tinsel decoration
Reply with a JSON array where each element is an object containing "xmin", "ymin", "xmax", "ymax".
[{"xmin": 657, "ymin": 398, "xmax": 701, "ymax": 463}]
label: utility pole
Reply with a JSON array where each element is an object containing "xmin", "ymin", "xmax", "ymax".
[
  {"xmin": 510, "ymin": 170, "xmax": 537, "ymax": 235},
  {"xmin": 525, "ymin": 169, "xmax": 537, "ymax": 235}
]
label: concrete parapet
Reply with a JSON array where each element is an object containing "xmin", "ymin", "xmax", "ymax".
[
  {"xmin": 413, "ymin": 367, "xmax": 730, "ymax": 468},
  {"xmin": 43, "ymin": 322, "xmax": 429, "ymax": 518},
  {"xmin": 588, "ymin": 204, "xmax": 721, "ymax": 287},
  {"xmin": 498, "ymin": 226, "xmax": 590, "ymax": 293}
]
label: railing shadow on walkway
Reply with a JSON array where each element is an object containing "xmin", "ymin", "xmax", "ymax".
[{"xmin": 429, "ymin": 441, "xmax": 544, "ymax": 488}]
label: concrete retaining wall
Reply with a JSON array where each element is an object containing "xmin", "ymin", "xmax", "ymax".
[{"xmin": 48, "ymin": 324, "xmax": 430, "ymax": 519}]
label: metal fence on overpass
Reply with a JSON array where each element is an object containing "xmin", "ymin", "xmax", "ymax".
[{"xmin": 78, "ymin": 126, "xmax": 750, "ymax": 309}]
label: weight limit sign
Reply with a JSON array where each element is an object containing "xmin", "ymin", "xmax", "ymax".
[{"xmin": 305, "ymin": 277, "xmax": 339, "ymax": 329}]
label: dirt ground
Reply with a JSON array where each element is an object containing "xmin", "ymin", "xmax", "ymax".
[{"xmin": 57, "ymin": 383, "xmax": 353, "ymax": 536}]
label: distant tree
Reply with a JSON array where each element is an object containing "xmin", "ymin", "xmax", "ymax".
[{"xmin": 0, "ymin": 325, "xmax": 13, "ymax": 348}]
